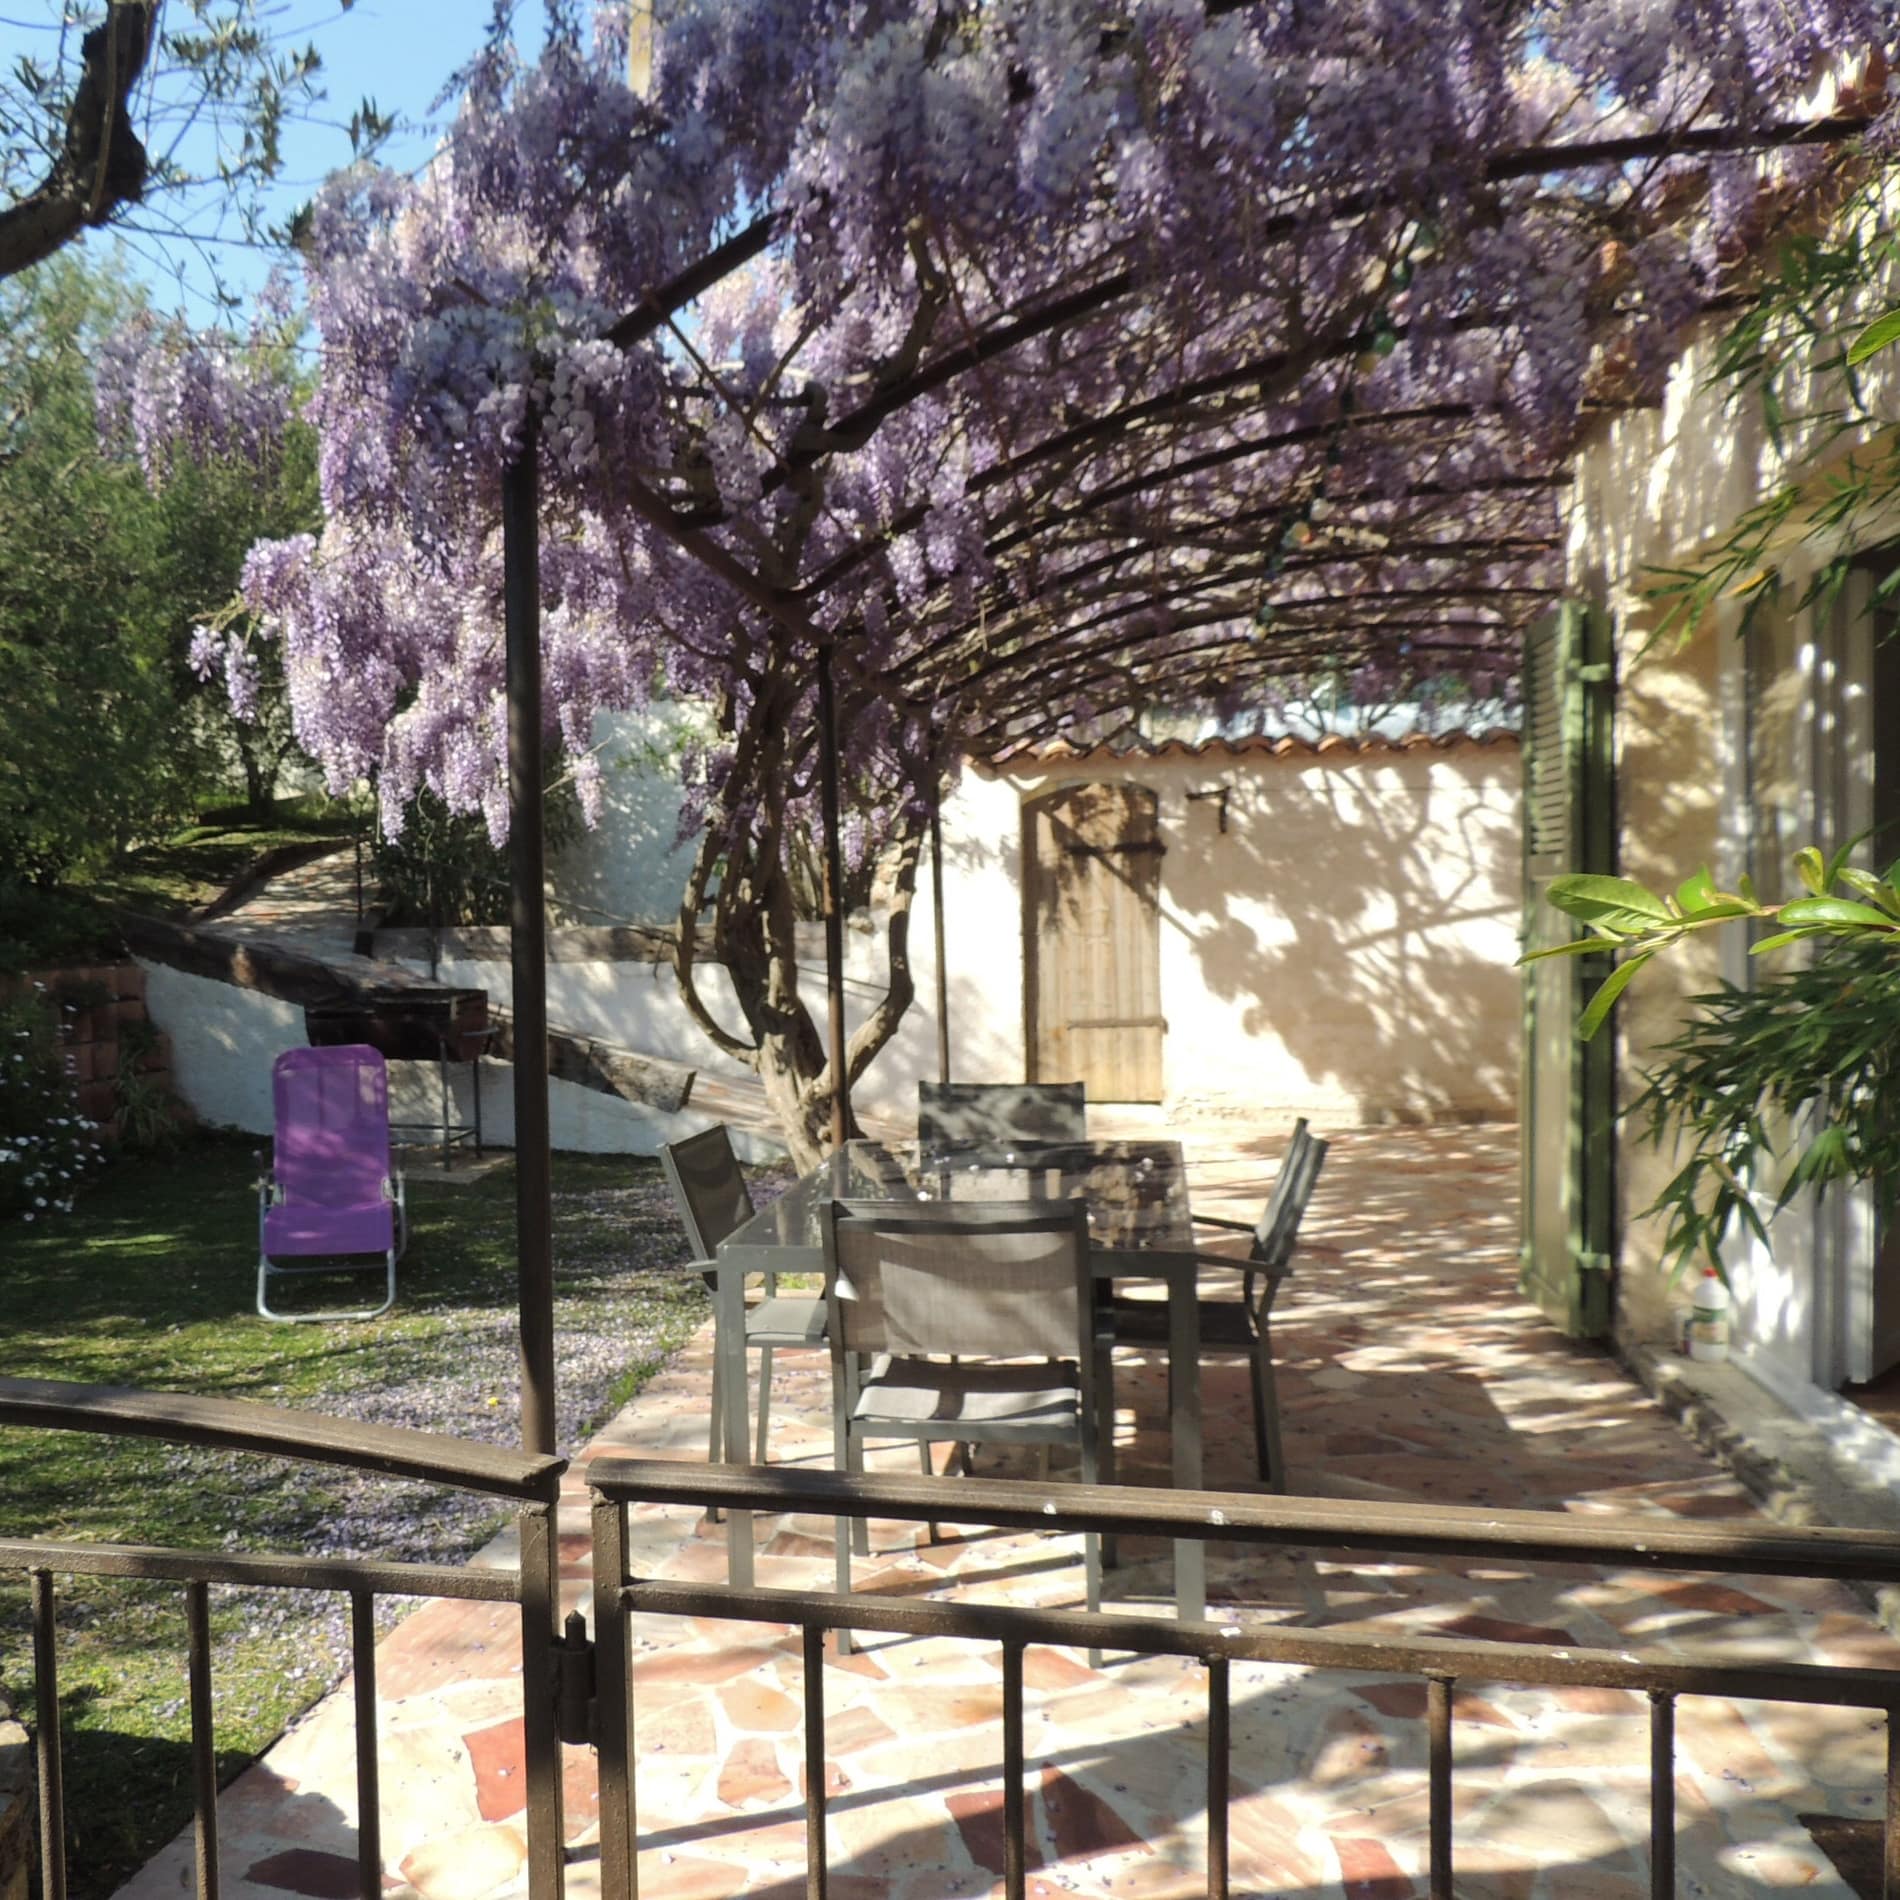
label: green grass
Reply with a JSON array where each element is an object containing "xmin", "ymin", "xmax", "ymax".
[
  {"xmin": 79, "ymin": 795, "xmax": 361, "ymax": 920},
  {"xmin": 0, "ymin": 1132, "xmax": 707, "ymax": 1895}
]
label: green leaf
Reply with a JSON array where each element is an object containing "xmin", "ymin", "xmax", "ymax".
[
  {"xmin": 1795, "ymin": 846, "xmax": 1827, "ymax": 895},
  {"xmin": 1547, "ymin": 875, "xmax": 1673, "ymax": 925},
  {"xmin": 1519, "ymin": 937, "xmax": 1616, "ymax": 964},
  {"xmin": 1777, "ymin": 897, "xmax": 1898, "ymax": 929},
  {"xmin": 1675, "ymin": 866, "xmax": 1717, "ymax": 912},
  {"xmin": 1749, "ymin": 927, "xmax": 1827, "ymax": 953},
  {"xmin": 1845, "ymin": 308, "xmax": 1900, "ymax": 366},
  {"xmin": 1835, "ymin": 869, "xmax": 1900, "ymax": 916},
  {"xmin": 1823, "ymin": 830, "xmax": 1870, "ymax": 891},
  {"xmin": 1738, "ymin": 872, "xmax": 1759, "ymax": 906},
  {"xmin": 1678, "ymin": 901, "xmax": 1759, "ymax": 924},
  {"xmin": 1578, "ymin": 951, "xmax": 1653, "ymax": 1041}
]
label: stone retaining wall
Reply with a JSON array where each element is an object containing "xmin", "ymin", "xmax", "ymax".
[{"xmin": 7, "ymin": 961, "xmax": 186, "ymax": 1145}]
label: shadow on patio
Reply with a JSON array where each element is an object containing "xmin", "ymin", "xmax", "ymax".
[{"xmin": 118, "ymin": 1123, "xmax": 1896, "ymax": 1900}]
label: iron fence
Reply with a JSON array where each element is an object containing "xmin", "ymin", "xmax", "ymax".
[
  {"xmin": 0, "ymin": 1376, "xmax": 569, "ymax": 1900},
  {"xmin": 587, "ymin": 1458, "xmax": 1900, "ymax": 1900}
]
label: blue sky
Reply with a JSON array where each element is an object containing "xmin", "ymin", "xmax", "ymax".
[{"xmin": 0, "ymin": 2, "xmax": 556, "ymax": 320}]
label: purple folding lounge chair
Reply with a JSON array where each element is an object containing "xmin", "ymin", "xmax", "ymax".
[{"xmin": 257, "ymin": 1045, "xmax": 407, "ymax": 1322}]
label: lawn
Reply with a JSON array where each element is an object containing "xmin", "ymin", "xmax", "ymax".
[
  {"xmin": 0, "ymin": 1133, "xmax": 709, "ymax": 1896},
  {"xmin": 78, "ymin": 795, "xmax": 362, "ymax": 921}
]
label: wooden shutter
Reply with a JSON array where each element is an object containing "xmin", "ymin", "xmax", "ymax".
[
  {"xmin": 1520, "ymin": 601, "xmax": 1616, "ymax": 1337},
  {"xmin": 1026, "ymin": 782, "xmax": 1165, "ymax": 1102}
]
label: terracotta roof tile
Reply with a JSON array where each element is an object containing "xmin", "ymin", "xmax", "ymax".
[{"xmin": 992, "ymin": 727, "xmax": 1520, "ymax": 764}]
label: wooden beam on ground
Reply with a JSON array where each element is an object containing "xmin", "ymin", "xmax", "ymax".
[{"xmin": 488, "ymin": 1008, "xmax": 695, "ymax": 1116}]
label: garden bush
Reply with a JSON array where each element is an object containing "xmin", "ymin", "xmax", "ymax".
[{"xmin": 0, "ymin": 987, "xmax": 103, "ymax": 1222}]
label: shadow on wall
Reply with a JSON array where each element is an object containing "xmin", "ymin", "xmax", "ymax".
[{"xmin": 1161, "ymin": 750, "xmax": 1521, "ymax": 1121}]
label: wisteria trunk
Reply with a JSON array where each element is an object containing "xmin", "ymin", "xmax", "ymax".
[{"xmin": 673, "ymin": 803, "xmax": 924, "ymax": 1174}]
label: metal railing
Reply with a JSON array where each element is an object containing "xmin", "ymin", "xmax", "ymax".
[
  {"xmin": 0, "ymin": 1377, "xmax": 570, "ymax": 1900},
  {"xmin": 586, "ymin": 1458, "xmax": 1900, "ymax": 1900}
]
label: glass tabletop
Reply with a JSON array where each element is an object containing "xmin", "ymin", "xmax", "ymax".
[{"xmin": 718, "ymin": 1137, "xmax": 1195, "ymax": 1260}]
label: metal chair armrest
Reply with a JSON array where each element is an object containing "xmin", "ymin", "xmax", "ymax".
[{"xmin": 1191, "ymin": 1212, "xmax": 1256, "ymax": 1233}]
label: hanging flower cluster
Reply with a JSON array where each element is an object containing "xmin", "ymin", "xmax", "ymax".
[{"xmin": 113, "ymin": 0, "xmax": 1894, "ymax": 854}]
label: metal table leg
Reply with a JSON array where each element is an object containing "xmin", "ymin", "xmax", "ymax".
[
  {"xmin": 715, "ymin": 1255, "xmax": 754, "ymax": 1588},
  {"xmin": 1167, "ymin": 1254, "xmax": 1206, "ymax": 1621}
]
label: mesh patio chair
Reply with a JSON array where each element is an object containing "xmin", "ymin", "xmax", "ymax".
[
  {"xmin": 916, "ymin": 1080, "xmax": 1087, "ymax": 1156},
  {"xmin": 1106, "ymin": 1121, "xmax": 1328, "ymax": 1491},
  {"xmin": 257, "ymin": 1045, "xmax": 406, "ymax": 1323},
  {"xmin": 660, "ymin": 1126, "xmax": 826, "ymax": 1472},
  {"xmin": 824, "ymin": 1197, "xmax": 1110, "ymax": 1647}
]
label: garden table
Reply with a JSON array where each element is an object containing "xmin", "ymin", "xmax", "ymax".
[{"xmin": 712, "ymin": 1136, "xmax": 1207, "ymax": 1620}]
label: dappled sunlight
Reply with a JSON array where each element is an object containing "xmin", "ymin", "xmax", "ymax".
[{"xmin": 182, "ymin": 1122, "xmax": 1900, "ymax": 1896}]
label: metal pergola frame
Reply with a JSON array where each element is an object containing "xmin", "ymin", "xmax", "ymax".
[{"xmin": 491, "ymin": 60, "xmax": 1881, "ymax": 1455}]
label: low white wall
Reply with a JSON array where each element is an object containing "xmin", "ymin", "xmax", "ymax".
[{"xmin": 140, "ymin": 958, "xmax": 784, "ymax": 1163}]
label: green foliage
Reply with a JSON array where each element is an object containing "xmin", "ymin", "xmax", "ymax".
[
  {"xmin": 371, "ymin": 781, "xmax": 580, "ymax": 928},
  {"xmin": 1642, "ymin": 186, "xmax": 1900, "ymax": 647},
  {"xmin": 0, "ymin": 255, "xmax": 194, "ymax": 885},
  {"xmin": 0, "ymin": 988, "xmax": 104, "ymax": 1221},
  {"xmin": 1526, "ymin": 846, "xmax": 1900, "ymax": 1038},
  {"xmin": 1633, "ymin": 936, "xmax": 1900, "ymax": 1282},
  {"xmin": 0, "ymin": 249, "xmax": 323, "ymax": 904},
  {"xmin": 1846, "ymin": 306, "xmax": 1900, "ymax": 367},
  {"xmin": 0, "ymin": 879, "xmax": 123, "ymax": 974}
]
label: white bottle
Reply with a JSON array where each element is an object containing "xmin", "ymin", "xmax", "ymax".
[{"xmin": 1688, "ymin": 1268, "xmax": 1730, "ymax": 1364}]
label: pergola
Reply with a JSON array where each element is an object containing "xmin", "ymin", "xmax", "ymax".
[{"xmin": 279, "ymin": 15, "xmax": 1888, "ymax": 1457}]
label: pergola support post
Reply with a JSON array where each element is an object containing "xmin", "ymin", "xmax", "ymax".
[
  {"xmin": 930, "ymin": 773, "xmax": 950, "ymax": 1085},
  {"xmin": 503, "ymin": 418, "xmax": 557, "ymax": 1460},
  {"xmin": 817, "ymin": 643, "xmax": 850, "ymax": 1149}
]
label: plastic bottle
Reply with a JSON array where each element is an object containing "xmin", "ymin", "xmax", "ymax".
[{"xmin": 1688, "ymin": 1267, "xmax": 1730, "ymax": 1364}]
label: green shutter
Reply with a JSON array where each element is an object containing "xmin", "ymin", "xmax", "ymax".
[{"xmin": 1519, "ymin": 601, "xmax": 1616, "ymax": 1337}]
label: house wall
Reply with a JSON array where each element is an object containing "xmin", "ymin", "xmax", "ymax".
[
  {"xmin": 1565, "ymin": 254, "xmax": 1900, "ymax": 1363},
  {"xmin": 924, "ymin": 740, "xmax": 1523, "ymax": 1126}
]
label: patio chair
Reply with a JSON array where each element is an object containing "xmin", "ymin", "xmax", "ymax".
[
  {"xmin": 257, "ymin": 1045, "xmax": 406, "ymax": 1323},
  {"xmin": 823, "ymin": 1197, "xmax": 1109, "ymax": 1647},
  {"xmin": 659, "ymin": 1125, "xmax": 826, "ymax": 1472},
  {"xmin": 916, "ymin": 1080, "xmax": 1087, "ymax": 1155},
  {"xmin": 1106, "ymin": 1121, "xmax": 1328, "ymax": 1490}
]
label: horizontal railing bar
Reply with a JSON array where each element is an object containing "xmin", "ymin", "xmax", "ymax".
[
  {"xmin": 0, "ymin": 1538, "xmax": 521, "ymax": 1602},
  {"xmin": 0, "ymin": 1377, "xmax": 563, "ymax": 1504},
  {"xmin": 591, "ymin": 1459, "xmax": 1900, "ymax": 1585},
  {"xmin": 621, "ymin": 1578, "xmax": 1900, "ymax": 1709}
]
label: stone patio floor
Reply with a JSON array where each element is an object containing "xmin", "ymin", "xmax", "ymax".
[{"xmin": 118, "ymin": 1124, "xmax": 1900, "ymax": 1899}]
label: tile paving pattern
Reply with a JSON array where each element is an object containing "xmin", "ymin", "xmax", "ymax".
[{"xmin": 116, "ymin": 1125, "xmax": 1897, "ymax": 1898}]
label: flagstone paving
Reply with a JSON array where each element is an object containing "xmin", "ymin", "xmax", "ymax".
[{"xmin": 117, "ymin": 1124, "xmax": 1900, "ymax": 1899}]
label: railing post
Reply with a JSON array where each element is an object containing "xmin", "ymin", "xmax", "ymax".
[
  {"xmin": 803, "ymin": 1624, "xmax": 828, "ymax": 1900},
  {"xmin": 352, "ymin": 1588, "xmax": 382, "ymax": 1899},
  {"xmin": 1003, "ymin": 1639, "xmax": 1026, "ymax": 1900},
  {"xmin": 1426, "ymin": 1674, "xmax": 1453, "ymax": 1900},
  {"xmin": 593, "ymin": 1494, "xmax": 636, "ymax": 1900},
  {"xmin": 1886, "ymin": 1705, "xmax": 1900, "ymax": 1900},
  {"xmin": 1649, "ymin": 1689, "xmax": 1675, "ymax": 1899},
  {"xmin": 31, "ymin": 1570, "xmax": 65, "ymax": 1900},
  {"xmin": 187, "ymin": 1579, "xmax": 220, "ymax": 1900},
  {"xmin": 1206, "ymin": 1657, "xmax": 1230, "ymax": 1900},
  {"xmin": 518, "ymin": 1501, "xmax": 567, "ymax": 1898}
]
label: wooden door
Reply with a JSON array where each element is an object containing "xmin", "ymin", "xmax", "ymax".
[
  {"xmin": 1519, "ymin": 601, "xmax": 1616, "ymax": 1338},
  {"xmin": 1026, "ymin": 782, "xmax": 1165, "ymax": 1102}
]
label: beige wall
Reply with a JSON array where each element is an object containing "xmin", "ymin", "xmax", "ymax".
[
  {"xmin": 922, "ymin": 739, "xmax": 1522, "ymax": 1128},
  {"xmin": 1565, "ymin": 238, "xmax": 1900, "ymax": 1348}
]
